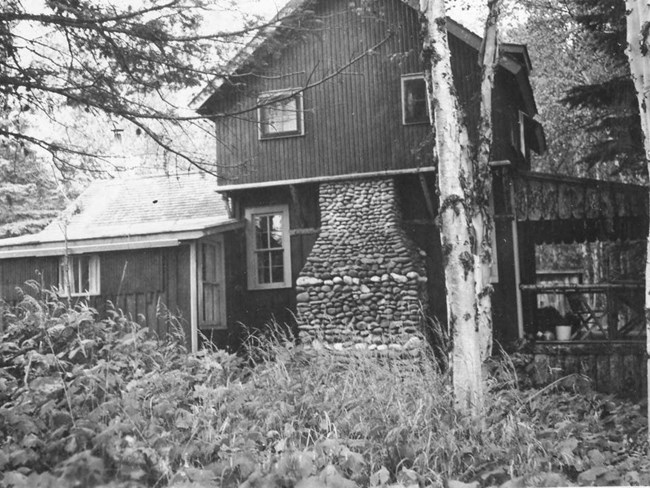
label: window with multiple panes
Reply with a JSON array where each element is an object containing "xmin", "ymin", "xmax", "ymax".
[
  {"xmin": 258, "ymin": 90, "xmax": 304, "ymax": 139},
  {"xmin": 59, "ymin": 254, "xmax": 100, "ymax": 296},
  {"xmin": 245, "ymin": 205, "xmax": 291, "ymax": 290},
  {"xmin": 401, "ymin": 74, "xmax": 429, "ymax": 125}
]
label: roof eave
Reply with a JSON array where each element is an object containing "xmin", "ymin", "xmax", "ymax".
[
  {"xmin": 0, "ymin": 220, "xmax": 243, "ymax": 259},
  {"xmin": 191, "ymin": 0, "xmax": 313, "ymax": 112}
]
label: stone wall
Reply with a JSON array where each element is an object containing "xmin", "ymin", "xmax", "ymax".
[{"xmin": 296, "ymin": 177, "xmax": 429, "ymax": 353}]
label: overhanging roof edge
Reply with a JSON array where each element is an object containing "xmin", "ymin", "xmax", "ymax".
[{"xmin": 0, "ymin": 220, "xmax": 243, "ymax": 259}]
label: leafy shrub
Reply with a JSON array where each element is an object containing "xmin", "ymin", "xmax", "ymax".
[
  {"xmin": 0, "ymin": 290, "xmax": 243, "ymax": 487},
  {"xmin": 1, "ymin": 293, "xmax": 648, "ymax": 487}
]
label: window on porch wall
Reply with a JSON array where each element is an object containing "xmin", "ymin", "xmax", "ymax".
[
  {"xmin": 245, "ymin": 205, "xmax": 292, "ymax": 290},
  {"xmin": 59, "ymin": 255, "xmax": 100, "ymax": 296}
]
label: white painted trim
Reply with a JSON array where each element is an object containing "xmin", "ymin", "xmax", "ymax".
[
  {"xmin": 0, "ymin": 221, "xmax": 244, "ymax": 259},
  {"xmin": 217, "ymin": 167, "xmax": 438, "ymax": 192},
  {"xmin": 518, "ymin": 110, "xmax": 527, "ymax": 158},
  {"xmin": 489, "ymin": 160, "xmax": 512, "ymax": 167},
  {"xmin": 58, "ymin": 254, "xmax": 101, "ymax": 297},
  {"xmin": 245, "ymin": 204, "xmax": 292, "ymax": 290},
  {"xmin": 189, "ymin": 242, "xmax": 198, "ymax": 353}
]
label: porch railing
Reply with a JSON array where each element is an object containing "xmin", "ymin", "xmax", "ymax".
[{"xmin": 520, "ymin": 282, "xmax": 645, "ymax": 340}]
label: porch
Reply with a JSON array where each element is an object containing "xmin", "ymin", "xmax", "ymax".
[{"xmin": 510, "ymin": 171, "xmax": 648, "ymax": 397}]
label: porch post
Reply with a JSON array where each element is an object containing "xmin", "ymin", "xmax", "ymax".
[
  {"xmin": 189, "ymin": 241, "xmax": 198, "ymax": 353},
  {"xmin": 509, "ymin": 182, "xmax": 525, "ymax": 338}
]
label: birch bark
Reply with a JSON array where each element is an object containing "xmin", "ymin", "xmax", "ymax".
[
  {"xmin": 475, "ymin": 0, "xmax": 501, "ymax": 360},
  {"xmin": 420, "ymin": 0, "xmax": 484, "ymax": 413},
  {"xmin": 624, "ymin": 0, "xmax": 650, "ymax": 439}
]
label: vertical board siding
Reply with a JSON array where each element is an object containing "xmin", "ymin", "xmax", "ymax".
[
  {"xmin": 223, "ymin": 187, "xmax": 320, "ymax": 343},
  {"xmin": 101, "ymin": 250, "xmax": 163, "ymax": 294},
  {"xmin": 214, "ymin": 0, "xmax": 491, "ymax": 185},
  {"xmin": 532, "ymin": 343, "xmax": 647, "ymax": 398},
  {"xmin": 0, "ymin": 247, "xmax": 193, "ymax": 347},
  {"xmin": 0, "ymin": 257, "xmax": 59, "ymax": 301}
]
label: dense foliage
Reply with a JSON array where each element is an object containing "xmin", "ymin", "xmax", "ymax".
[
  {"xmin": 0, "ymin": 0, "xmax": 268, "ymax": 173},
  {"xmin": 0, "ymin": 140, "xmax": 76, "ymax": 238},
  {"xmin": 561, "ymin": 0, "xmax": 644, "ymax": 176},
  {"xmin": 508, "ymin": 0, "xmax": 644, "ymax": 178},
  {"xmin": 0, "ymin": 290, "xmax": 648, "ymax": 487}
]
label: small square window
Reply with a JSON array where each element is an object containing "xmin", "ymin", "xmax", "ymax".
[
  {"xmin": 245, "ymin": 205, "xmax": 292, "ymax": 290},
  {"xmin": 258, "ymin": 90, "xmax": 304, "ymax": 139},
  {"xmin": 59, "ymin": 255, "xmax": 100, "ymax": 296},
  {"xmin": 401, "ymin": 74, "xmax": 430, "ymax": 125}
]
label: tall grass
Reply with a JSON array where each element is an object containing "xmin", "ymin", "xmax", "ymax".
[
  {"xmin": 235, "ymin": 323, "xmax": 549, "ymax": 486},
  {"xmin": 2, "ymin": 295, "xmax": 645, "ymax": 487}
]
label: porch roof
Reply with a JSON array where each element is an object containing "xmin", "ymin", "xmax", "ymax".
[
  {"xmin": 0, "ymin": 173, "xmax": 239, "ymax": 258},
  {"xmin": 514, "ymin": 172, "xmax": 648, "ymax": 244}
]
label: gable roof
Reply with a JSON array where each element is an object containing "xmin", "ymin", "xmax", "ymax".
[
  {"xmin": 193, "ymin": 0, "xmax": 538, "ymax": 116},
  {"xmin": 0, "ymin": 173, "xmax": 238, "ymax": 258}
]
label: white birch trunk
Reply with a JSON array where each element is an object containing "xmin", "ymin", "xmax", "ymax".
[
  {"xmin": 420, "ymin": 0, "xmax": 484, "ymax": 414},
  {"xmin": 624, "ymin": 0, "xmax": 650, "ymax": 437},
  {"xmin": 475, "ymin": 0, "xmax": 501, "ymax": 360}
]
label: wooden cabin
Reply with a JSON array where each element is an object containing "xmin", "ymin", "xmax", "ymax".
[
  {"xmin": 193, "ymin": 0, "xmax": 546, "ymax": 352},
  {"xmin": 1, "ymin": 0, "xmax": 647, "ymax": 396},
  {"xmin": 0, "ymin": 173, "xmax": 240, "ymax": 351},
  {"xmin": 192, "ymin": 0, "xmax": 648, "ymax": 397}
]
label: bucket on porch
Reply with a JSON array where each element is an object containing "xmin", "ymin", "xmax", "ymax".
[{"xmin": 555, "ymin": 325, "xmax": 572, "ymax": 341}]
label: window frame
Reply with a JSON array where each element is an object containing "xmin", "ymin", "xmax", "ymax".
[
  {"xmin": 245, "ymin": 205, "xmax": 292, "ymax": 290},
  {"xmin": 257, "ymin": 89, "xmax": 305, "ymax": 140},
  {"xmin": 58, "ymin": 254, "xmax": 101, "ymax": 297},
  {"xmin": 401, "ymin": 73, "xmax": 430, "ymax": 126},
  {"xmin": 518, "ymin": 110, "xmax": 527, "ymax": 157}
]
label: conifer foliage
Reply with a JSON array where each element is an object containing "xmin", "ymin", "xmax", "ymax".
[
  {"xmin": 0, "ymin": 141, "xmax": 66, "ymax": 237},
  {"xmin": 561, "ymin": 0, "xmax": 644, "ymax": 174}
]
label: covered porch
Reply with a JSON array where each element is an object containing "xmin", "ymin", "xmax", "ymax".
[{"xmin": 511, "ymin": 171, "xmax": 648, "ymax": 397}]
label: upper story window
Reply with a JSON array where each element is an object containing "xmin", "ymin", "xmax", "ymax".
[
  {"xmin": 245, "ymin": 205, "xmax": 292, "ymax": 290},
  {"xmin": 518, "ymin": 111, "xmax": 528, "ymax": 157},
  {"xmin": 401, "ymin": 74, "xmax": 430, "ymax": 125},
  {"xmin": 258, "ymin": 90, "xmax": 304, "ymax": 139},
  {"xmin": 59, "ymin": 254, "xmax": 100, "ymax": 296}
]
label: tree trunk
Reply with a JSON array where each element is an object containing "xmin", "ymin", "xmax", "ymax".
[
  {"xmin": 624, "ymin": 0, "xmax": 650, "ymax": 437},
  {"xmin": 475, "ymin": 0, "xmax": 502, "ymax": 360},
  {"xmin": 420, "ymin": 0, "xmax": 484, "ymax": 414}
]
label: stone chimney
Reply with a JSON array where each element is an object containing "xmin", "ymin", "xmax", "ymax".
[{"xmin": 296, "ymin": 177, "xmax": 428, "ymax": 353}]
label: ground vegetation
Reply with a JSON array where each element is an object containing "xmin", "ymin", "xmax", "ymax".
[{"xmin": 0, "ymin": 292, "xmax": 647, "ymax": 487}]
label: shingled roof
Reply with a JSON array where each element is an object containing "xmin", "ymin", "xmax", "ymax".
[{"xmin": 0, "ymin": 173, "xmax": 237, "ymax": 258}]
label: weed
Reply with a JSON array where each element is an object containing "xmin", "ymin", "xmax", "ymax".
[{"xmin": 0, "ymin": 294, "xmax": 648, "ymax": 487}]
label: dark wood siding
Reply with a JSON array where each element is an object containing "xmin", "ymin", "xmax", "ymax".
[
  {"xmin": 94, "ymin": 247, "xmax": 191, "ymax": 341},
  {"xmin": 531, "ymin": 342, "xmax": 646, "ymax": 399},
  {"xmin": 221, "ymin": 186, "xmax": 319, "ymax": 343},
  {"xmin": 0, "ymin": 257, "xmax": 58, "ymax": 301},
  {"xmin": 492, "ymin": 69, "xmax": 529, "ymax": 167},
  {"xmin": 0, "ymin": 247, "xmax": 193, "ymax": 345},
  {"xmin": 210, "ymin": 0, "xmax": 494, "ymax": 185}
]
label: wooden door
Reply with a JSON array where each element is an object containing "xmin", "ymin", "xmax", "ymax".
[{"xmin": 198, "ymin": 236, "xmax": 226, "ymax": 329}]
